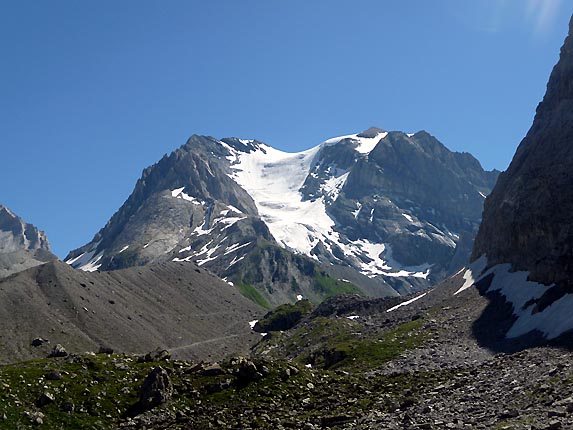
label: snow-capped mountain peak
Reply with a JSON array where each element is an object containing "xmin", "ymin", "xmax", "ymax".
[
  {"xmin": 66, "ymin": 128, "xmax": 498, "ymax": 299},
  {"xmin": 322, "ymin": 128, "xmax": 389, "ymax": 155}
]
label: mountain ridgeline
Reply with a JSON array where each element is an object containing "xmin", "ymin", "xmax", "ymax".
[{"xmin": 66, "ymin": 128, "xmax": 498, "ymax": 305}]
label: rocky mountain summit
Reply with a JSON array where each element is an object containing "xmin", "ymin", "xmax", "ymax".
[
  {"xmin": 0, "ymin": 205, "xmax": 55, "ymax": 278},
  {"xmin": 65, "ymin": 128, "xmax": 497, "ymax": 305},
  {"xmin": 0, "ymin": 205, "xmax": 50, "ymax": 253}
]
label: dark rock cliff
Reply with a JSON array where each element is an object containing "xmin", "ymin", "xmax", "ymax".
[{"xmin": 473, "ymin": 16, "xmax": 573, "ymax": 289}]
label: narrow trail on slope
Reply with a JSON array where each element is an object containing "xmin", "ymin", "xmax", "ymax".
[{"xmin": 167, "ymin": 334, "xmax": 240, "ymax": 353}]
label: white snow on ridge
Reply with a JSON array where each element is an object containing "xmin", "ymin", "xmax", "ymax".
[
  {"xmin": 229, "ymin": 143, "xmax": 331, "ymax": 256},
  {"xmin": 224, "ymin": 241, "xmax": 252, "ymax": 255},
  {"xmin": 65, "ymin": 241, "xmax": 104, "ymax": 272},
  {"xmin": 335, "ymin": 239, "xmax": 431, "ymax": 279},
  {"xmin": 352, "ymin": 202, "xmax": 362, "ymax": 219},
  {"xmin": 195, "ymin": 244, "xmax": 222, "ymax": 266},
  {"xmin": 77, "ymin": 252, "xmax": 104, "ymax": 272},
  {"xmin": 322, "ymin": 131, "xmax": 388, "ymax": 154},
  {"xmin": 224, "ymin": 133, "xmax": 434, "ymax": 280},
  {"xmin": 321, "ymin": 171, "xmax": 350, "ymax": 201},
  {"xmin": 193, "ymin": 209, "xmax": 246, "ymax": 237}
]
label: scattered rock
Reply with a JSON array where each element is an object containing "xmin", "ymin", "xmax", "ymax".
[
  {"xmin": 140, "ymin": 348, "xmax": 171, "ymax": 363},
  {"xmin": 138, "ymin": 366, "xmax": 173, "ymax": 411},
  {"xmin": 45, "ymin": 370, "xmax": 62, "ymax": 381},
  {"xmin": 36, "ymin": 391, "xmax": 55, "ymax": 407},
  {"xmin": 48, "ymin": 344, "xmax": 67, "ymax": 358},
  {"xmin": 31, "ymin": 337, "xmax": 49, "ymax": 347},
  {"xmin": 230, "ymin": 357, "xmax": 262, "ymax": 382},
  {"xmin": 24, "ymin": 411, "xmax": 44, "ymax": 425},
  {"xmin": 97, "ymin": 346, "xmax": 114, "ymax": 355},
  {"xmin": 61, "ymin": 400, "xmax": 75, "ymax": 413},
  {"xmin": 200, "ymin": 363, "xmax": 225, "ymax": 377}
]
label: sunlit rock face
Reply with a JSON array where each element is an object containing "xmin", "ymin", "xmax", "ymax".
[{"xmin": 0, "ymin": 205, "xmax": 50, "ymax": 253}]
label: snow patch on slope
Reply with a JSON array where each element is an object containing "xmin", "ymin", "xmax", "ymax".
[
  {"xmin": 457, "ymin": 255, "xmax": 573, "ymax": 340},
  {"xmin": 322, "ymin": 131, "xmax": 388, "ymax": 154},
  {"xmin": 171, "ymin": 187, "xmax": 203, "ymax": 205},
  {"xmin": 66, "ymin": 241, "xmax": 104, "ymax": 272},
  {"xmin": 454, "ymin": 256, "xmax": 488, "ymax": 295},
  {"xmin": 225, "ymin": 135, "xmax": 433, "ymax": 280},
  {"xmin": 229, "ymin": 143, "xmax": 328, "ymax": 255},
  {"xmin": 321, "ymin": 171, "xmax": 350, "ymax": 201},
  {"xmin": 387, "ymin": 291, "xmax": 429, "ymax": 312}
]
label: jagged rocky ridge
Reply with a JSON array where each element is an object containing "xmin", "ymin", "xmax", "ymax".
[
  {"xmin": 66, "ymin": 129, "xmax": 497, "ymax": 304},
  {"xmin": 469, "ymin": 16, "xmax": 573, "ymax": 341},
  {"xmin": 0, "ymin": 205, "xmax": 56, "ymax": 278},
  {"xmin": 0, "ymin": 205, "xmax": 50, "ymax": 253}
]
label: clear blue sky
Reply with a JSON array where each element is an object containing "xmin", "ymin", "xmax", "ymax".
[{"xmin": 1, "ymin": 1, "xmax": 571, "ymax": 258}]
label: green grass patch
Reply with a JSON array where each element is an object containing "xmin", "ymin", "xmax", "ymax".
[
  {"xmin": 236, "ymin": 282, "xmax": 271, "ymax": 309},
  {"xmin": 278, "ymin": 317, "xmax": 429, "ymax": 371},
  {"xmin": 313, "ymin": 275, "xmax": 362, "ymax": 299},
  {"xmin": 325, "ymin": 319, "xmax": 427, "ymax": 370},
  {"xmin": 0, "ymin": 354, "xmax": 157, "ymax": 430},
  {"xmin": 254, "ymin": 299, "xmax": 314, "ymax": 332}
]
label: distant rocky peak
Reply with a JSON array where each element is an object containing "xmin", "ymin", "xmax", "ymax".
[
  {"xmin": 0, "ymin": 205, "xmax": 50, "ymax": 253},
  {"xmin": 357, "ymin": 126, "xmax": 387, "ymax": 139},
  {"xmin": 220, "ymin": 137, "xmax": 267, "ymax": 154}
]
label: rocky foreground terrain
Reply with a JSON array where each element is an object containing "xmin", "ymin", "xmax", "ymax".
[{"xmin": 1, "ymin": 274, "xmax": 572, "ymax": 430}]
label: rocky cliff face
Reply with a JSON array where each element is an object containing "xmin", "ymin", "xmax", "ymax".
[
  {"xmin": 66, "ymin": 129, "xmax": 497, "ymax": 304},
  {"xmin": 0, "ymin": 206, "xmax": 50, "ymax": 253},
  {"xmin": 461, "ymin": 16, "xmax": 573, "ymax": 343},
  {"xmin": 0, "ymin": 205, "xmax": 55, "ymax": 278},
  {"xmin": 473, "ymin": 17, "xmax": 573, "ymax": 290}
]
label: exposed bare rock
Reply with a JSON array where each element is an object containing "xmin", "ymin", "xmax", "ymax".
[
  {"xmin": 473, "ymin": 17, "xmax": 573, "ymax": 291},
  {"xmin": 0, "ymin": 206, "xmax": 50, "ymax": 253},
  {"xmin": 138, "ymin": 366, "xmax": 172, "ymax": 411}
]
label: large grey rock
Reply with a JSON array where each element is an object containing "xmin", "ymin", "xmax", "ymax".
[{"xmin": 138, "ymin": 366, "xmax": 172, "ymax": 410}]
